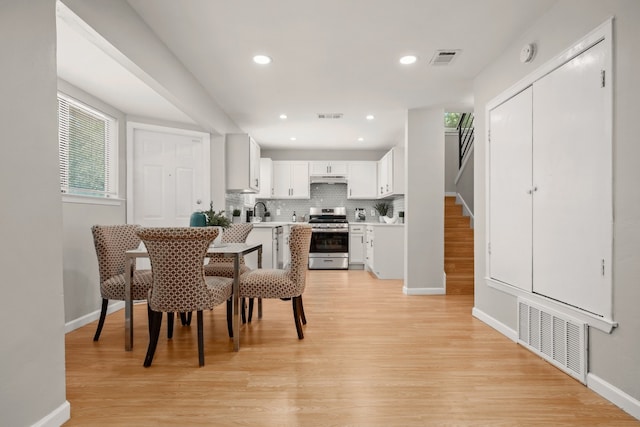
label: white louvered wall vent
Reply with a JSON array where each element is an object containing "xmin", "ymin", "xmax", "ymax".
[{"xmin": 517, "ymin": 298, "xmax": 587, "ymax": 383}]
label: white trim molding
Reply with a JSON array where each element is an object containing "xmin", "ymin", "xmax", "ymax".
[
  {"xmin": 588, "ymin": 374, "xmax": 640, "ymax": 421},
  {"xmin": 472, "ymin": 307, "xmax": 519, "ymax": 342},
  {"xmin": 454, "ymin": 143, "xmax": 474, "ymax": 185},
  {"xmin": 31, "ymin": 401, "xmax": 70, "ymax": 427},
  {"xmin": 403, "ymin": 286, "xmax": 446, "ymax": 295},
  {"xmin": 64, "ymin": 301, "xmax": 124, "ymax": 333},
  {"xmin": 456, "ymin": 192, "xmax": 474, "ymax": 228},
  {"xmin": 486, "ymin": 277, "xmax": 617, "ymax": 334}
]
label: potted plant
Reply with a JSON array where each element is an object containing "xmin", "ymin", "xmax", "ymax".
[
  {"xmin": 232, "ymin": 209, "xmax": 241, "ymax": 223},
  {"xmin": 264, "ymin": 211, "xmax": 271, "ymax": 222},
  {"xmin": 373, "ymin": 202, "xmax": 391, "ymax": 223}
]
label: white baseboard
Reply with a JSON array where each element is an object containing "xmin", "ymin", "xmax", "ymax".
[
  {"xmin": 64, "ymin": 301, "xmax": 125, "ymax": 334},
  {"xmin": 444, "ymin": 191, "xmax": 457, "ymax": 197},
  {"xmin": 403, "ymin": 286, "xmax": 446, "ymax": 295},
  {"xmin": 471, "ymin": 307, "xmax": 518, "ymax": 342},
  {"xmin": 31, "ymin": 400, "xmax": 70, "ymax": 427},
  {"xmin": 588, "ymin": 374, "xmax": 640, "ymax": 421}
]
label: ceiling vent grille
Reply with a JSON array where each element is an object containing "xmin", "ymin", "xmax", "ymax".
[
  {"xmin": 430, "ymin": 50, "xmax": 461, "ymax": 66},
  {"xmin": 317, "ymin": 113, "xmax": 343, "ymax": 119},
  {"xmin": 518, "ymin": 298, "xmax": 587, "ymax": 383}
]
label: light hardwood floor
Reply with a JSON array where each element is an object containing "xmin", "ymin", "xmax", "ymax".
[{"xmin": 64, "ymin": 270, "xmax": 637, "ymax": 426}]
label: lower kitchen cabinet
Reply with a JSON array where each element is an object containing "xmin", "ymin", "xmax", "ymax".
[
  {"xmin": 365, "ymin": 225, "xmax": 404, "ymax": 279},
  {"xmin": 349, "ymin": 224, "xmax": 366, "ymax": 266}
]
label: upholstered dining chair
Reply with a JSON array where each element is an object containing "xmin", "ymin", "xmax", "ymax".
[
  {"xmin": 239, "ymin": 224, "xmax": 312, "ymax": 339},
  {"xmin": 137, "ymin": 227, "xmax": 233, "ymax": 367},
  {"xmin": 91, "ymin": 224, "xmax": 153, "ymax": 341},
  {"xmin": 203, "ymin": 223, "xmax": 253, "ymax": 277}
]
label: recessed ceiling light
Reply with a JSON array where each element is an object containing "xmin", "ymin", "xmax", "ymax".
[
  {"xmin": 253, "ymin": 55, "xmax": 272, "ymax": 65},
  {"xmin": 358, "ymin": 137, "xmax": 364, "ymax": 142},
  {"xmin": 400, "ymin": 55, "xmax": 417, "ymax": 65},
  {"xmin": 290, "ymin": 137, "xmax": 297, "ymax": 141},
  {"xmin": 366, "ymin": 115, "xmax": 375, "ymax": 121},
  {"xmin": 279, "ymin": 114, "xmax": 287, "ymax": 119}
]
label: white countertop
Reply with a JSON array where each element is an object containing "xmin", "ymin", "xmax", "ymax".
[{"xmin": 350, "ymin": 222, "xmax": 404, "ymax": 227}]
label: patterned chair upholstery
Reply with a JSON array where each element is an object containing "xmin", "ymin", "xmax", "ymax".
[
  {"xmin": 239, "ymin": 225, "xmax": 312, "ymax": 339},
  {"xmin": 137, "ymin": 227, "xmax": 233, "ymax": 367},
  {"xmin": 91, "ymin": 224, "xmax": 153, "ymax": 341},
  {"xmin": 203, "ymin": 223, "xmax": 254, "ymax": 277}
]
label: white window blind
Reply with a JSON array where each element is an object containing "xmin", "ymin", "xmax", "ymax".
[{"xmin": 58, "ymin": 93, "xmax": 117, "ymax": 198}]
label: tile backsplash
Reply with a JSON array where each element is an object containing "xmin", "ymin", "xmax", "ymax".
[{"xmin": 225, "ymin": 183, "xmax": 404, "ymax": 223}]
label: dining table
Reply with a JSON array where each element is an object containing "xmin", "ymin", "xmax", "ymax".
[{"xmin": 124, "ymin": 242, "xmax": 262, "ymax": 352}]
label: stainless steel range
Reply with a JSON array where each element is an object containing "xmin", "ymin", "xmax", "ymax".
[{"xmin": 308, "ymin": 207, "xmax": 349, "ymax": 270}]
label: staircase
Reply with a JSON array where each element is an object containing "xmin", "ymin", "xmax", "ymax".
[{"xmin": 445, "ymin": 196, "xmax": 474, "ymax": 295}]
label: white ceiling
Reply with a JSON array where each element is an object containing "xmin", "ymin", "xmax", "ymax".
[{"xmin": 58, "ymin": 0, "xmax": 556, "ymax": 151}]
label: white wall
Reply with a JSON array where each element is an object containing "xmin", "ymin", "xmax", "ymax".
[
  {"xmin": 404, "ymin": 107, "xmax": 445, "ymax": 294},
  {"xmin": 444, "ymin": 132, "xmax": 458, "ymax": 194},
  {"xmin": 474, "ymin": 0, "xmax": 640, "ymax": 409},
  {"xmin": 0, "ymin": 1, "xmax": 69, "ymax": 425}
]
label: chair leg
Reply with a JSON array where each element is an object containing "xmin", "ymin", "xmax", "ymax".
[
  {"xmin": 93, "ymin": 298, "xmax": 109, "ymax": 341},
  {"xmin": 167, "ymin": 312, "xmax": 174, "ymax": 339},
  {"xmin": 179, "ymin": 312, "xmax": 188, "ymax": 326},
  {"xmin": 197, "ymin": 311, "xmax": 205, "ymax": 367},
  {"xmin": 186, "ymin": 311, "xmax": 192, "ymax": 325},
  {"xmin": 226, "ymin": 299, "xmax": 233, "ymax": 338},
  {"xmin": 241, "ymin": 298, "xmax": 246, "ymax": 324},
  {"xmin": 299, "ymin": 296, "xmax": 307, "ymax": 325},
  {"xmin": 292, "ymin": 296, "xmax": 304, "ymax": 339},
  {"xmin": 248, "ymin": 298, "xmax": 254, "ymax": 322},
  {"xmin": 144, "ymin": 309, "xmax": 163, "ymax": 367}
]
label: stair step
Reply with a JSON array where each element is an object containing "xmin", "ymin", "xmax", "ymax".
[{"xmin": 443, "ymin": 197, "xmax": 474, "ymax": 295}]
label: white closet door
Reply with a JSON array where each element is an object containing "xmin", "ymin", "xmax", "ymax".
[
  {"xmin": 532, "ymin": 40, "xmax": 611, "ymax": 317},
  {"xmin": 489, "ymin": 87, "xmax": 533, "ymax": 291},
  {"xmin": 132, "ymin": 128, "xmax": 209, "ymax": 227}
]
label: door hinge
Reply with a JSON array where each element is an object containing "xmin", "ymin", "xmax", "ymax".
[
  {"xmin": 601, "ymin": 259, "xmax": 605, "ymax": 276},
  {"xmin": 601, "ymin": 70, "xmax": 606, "ymax": 88},
  {"xmin": 488, "ymin": 129, "xmax": 491, "ymax": 143},
  {"xmin": 488, "ymin": 242, "xmax": 491, "ymax": 255}
]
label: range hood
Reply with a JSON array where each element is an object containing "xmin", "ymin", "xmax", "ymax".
[{"xmin": 309, "ymin": 175, "xmax": 347, "ymax": 184}]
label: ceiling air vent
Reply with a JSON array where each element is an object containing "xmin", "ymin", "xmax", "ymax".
[
  {"xmin": 430, "ymin": 50, "xmax": 461, "ymax": 66},
  {"xmin": 317, "ymin": 113, "xmax": 343, "ymax": 119}
]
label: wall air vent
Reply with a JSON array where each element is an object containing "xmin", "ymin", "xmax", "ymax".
[
  {"xmin": 430, "ymin": 50, "xmax": 461, "ymax": 66},
  {"xmin": 317, "ymin": 113, "xmax": 343, "ymax": 119},
  {"xmin": 517, "ymin": 298, "xmax": 587, "ymax": 383}
]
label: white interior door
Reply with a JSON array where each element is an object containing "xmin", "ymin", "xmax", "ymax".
[
  {"xmin": 128, "ymin": 124, "xmax": 210, "ymax": 227},
  {"xmin": 532, "ymin": 40, "xmax": 611, "ymax": 317},
  {"xmin": 489, "ymin": 86, "xmax": 533, "ymax": 291}
]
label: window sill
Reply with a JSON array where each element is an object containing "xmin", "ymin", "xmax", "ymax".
[
  {"xmin": 486, "ymin": 276, "xmax": 618, "ymax": 334},
  {"xmin": 62, "ymin": 194, "xmax": 124, "ymax": 206}
]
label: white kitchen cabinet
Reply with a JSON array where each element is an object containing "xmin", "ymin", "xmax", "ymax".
[
  {"xmin": 256, "ymin": 157, "xmax": 273, "ymax": 199},
  {"xmin": 349, "ymin": 224, "xmax": 366, "ymax": 265},
  {"xmin": 347, "ymin": 161, "xmax": 377, "ymax": 199},
  {"xmin": 226, "ymin": 133, "xmax": 260, "ymax": 193},
  {"xmin": 487, "ymin": 39, "xmax": 612, "ymax": 318},
  {"xmin": 272, "ymin": 161, "xmax": 309, "ymax": 199},
  {"xmin": 365, "ymin": 224, "xmax": 404, "ymax": 279},
  {"xmin": 377, "ymin": 147, "xmax": 404, "ymax": 198},
  {"xmin": 245, "ymin": 225, "xmax": 284, "ymax": 270},
  {"xmin": 309, "ymin": 161, "xmax": 348, "ymax": 176}
]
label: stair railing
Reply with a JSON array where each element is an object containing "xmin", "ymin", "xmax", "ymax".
[{"xmin": 458, "ymin": 113, "xmax": 474, "ymax": 168}]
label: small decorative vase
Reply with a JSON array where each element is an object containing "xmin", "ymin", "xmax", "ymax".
[
  {"xmin": 379, "ymin": 215, "xmax": 384, "ymax": 223},
  {"xmin": 190, "ymin": 212, "xmax": 207, "ymax": 227}
]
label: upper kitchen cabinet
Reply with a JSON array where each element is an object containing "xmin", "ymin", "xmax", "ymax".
[
  {"xmin": 256, "ymin": 157, "xmax": 273, "ymax": 198},
  {"xmin": 309, "ymin": 161, "xmax": 348, "ymax": 176},
  {"xmin": 226, "ymin": 133, "xmax": 260, "ymax": 193},
  {"xmin": 377, "ymin": 147, "xmax": 404, "ymax": 198},
  {"xmin": 272, "ymin": 161, "xmax": 310, "ymax": 199},
  {"xmin": 347, "ymin": 161, "xmax": 377, "ymax": 199}
]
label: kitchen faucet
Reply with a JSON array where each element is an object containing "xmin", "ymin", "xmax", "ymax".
[{"xmin": 253, "ymin": 201, "xmax": 267, "ymax": 221}]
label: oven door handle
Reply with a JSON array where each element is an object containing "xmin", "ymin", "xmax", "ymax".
[{"xmin": 311, "ymin": 228, "xmax": 349, "ymax": 233}]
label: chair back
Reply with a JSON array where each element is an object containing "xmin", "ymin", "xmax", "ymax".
[
  {"xmin": 92, "ymin": 224, "xmax": 142, "ymax": 284},
  {"xmin": 287, "ymin": 225, "xmax": 312, "ymax": 290},
  {"xmin": 137, "ymin": 227, "xmax": 219, "ymax": 312},
  {"xmin": 221, "ymin": 223, "xmax": 253, "ymax": 243}
]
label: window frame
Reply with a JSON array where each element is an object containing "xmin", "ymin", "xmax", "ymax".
[{"xmin": 57, "ymin": 92, "xmax": 119, "ymax": 201}]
